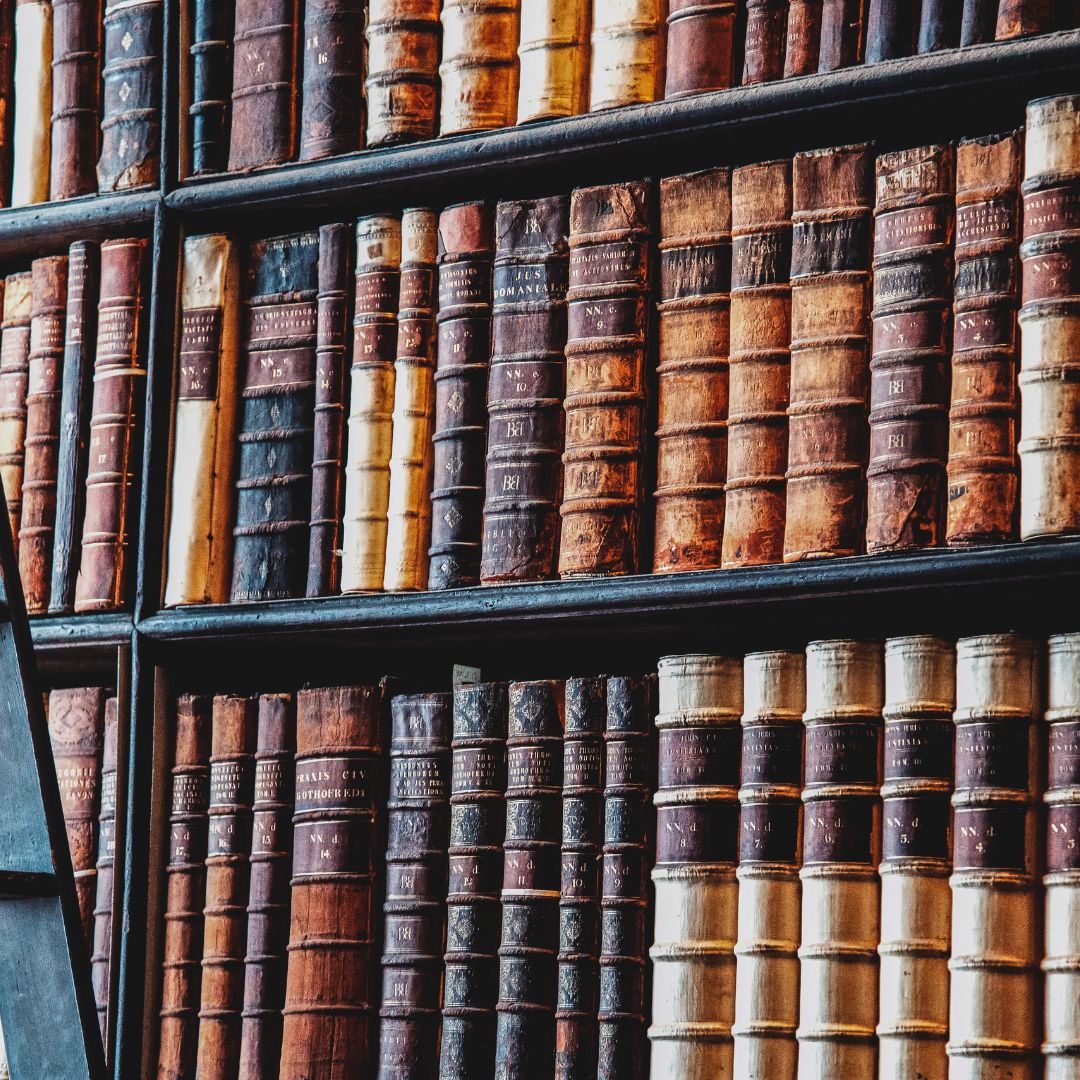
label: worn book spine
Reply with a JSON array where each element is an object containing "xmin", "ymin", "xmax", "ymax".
[
  {"xmin": 817, "ymin": 0, "xmax": 863, "ymax": 70},
  {"xmin": 91, "ymin": 696, "xmax": 118, "ymax": 1041},
  {"xmin": 797, "ymin": 639, "xmax": 883, "ymax": 1080},
  {"xmin": 996, "ymin": 0, "xmax": 1055, "ymax": 37},
  {"xmin": 589, "ymin": 0, "xmax": 665, "ymax": 110},
  {"xmin": 10, "ymin": 0, "xmax": 51, "ymax": 206},
  {"xmin": 384, "ymin": 208, "xmax": 438, "ymax": 592},
  {"xmin": 741, "ymin": 0, "xmax": 787, "ymax": 84},
  {"xmin": 664, "ymin": 0, "xmax": 735, "ymax": 98},
  {"xmin": 863, "ymin": 0, "xmax": 916, "ymax": 60},
  {"xmin": 440, "ymin": 682, "xmax": 509, "ymax": 1080},
  {"xmin": 918, "ymin": 0, "xmax": 961, "ymax": 49},
  {"xmin": 376, "ymin": 692, "xmax": 453, "ymax": 1080},
  {"xmin": 280, "ymin": 684, "xmax": 384, "ymax": 1080},
  {"xmin": 784, "ymin": 144, "xmax": 873, "ymax": 562},
  {"xmin": 731, "ymin": 650, "xmax": 805, "ymax": 1080},
  {"xmin": 653, "ymin": 168, "xmax": 731, "ymax": 574},
  {"xmin": 429, "ymin": 201, "xmax": 495, "ymax": 590},
  {"xmin": 960, "ymin": 0, "xmax": 996, "ymax": 40},
  {"xmin": 649, "ymin": 655, "xmax": 741, "ymax": 1079},
  {"xmin": 188, "ymin": 0, "xmax": 234, "ymax": 175},
  {"xmin": 0, "ymin": 0, "xmax": 13, "ymax": 206},
  {"xmin": 0, "ymin": 271, "xmax": 31, "ymax": 547},
  {"xmin": 366, "ymin": 0, "xmax": 440, "ymax": 145},
  {"xmin": 948, "ymin": 634, "xmax": 1042, "ymax": 1080},
  {"xmin": 867, "ymin": 144, "xmax": 955, "ymax": 554},
  {"xmin": 0, "ymin": 1024, "xmax": 8, "ymax": 1080},
  {"xmin": 877, "ymin": 636, "xmax": 955, "ymax": 1080},
  {"xmin": 49, "ymin": 0, "xmax": 101, "ymax": 199},
  {"xmin": 783, "ymin": 0, "xmax": 822, "ymax": 77},
  {"xmin": 481, "ymin": 194, "xmax": 569, "ymax": 585},
  {"xmin": 74, "ymin": 237, "xmax": 148, "ymax": 613},
  {"xmin": 559, "ymin": 180, "xmax": 652, "ymax": 579},
  {"xmin": 516, "ymin": 0, "xmax": 589, "ymax": 122},
  {"xmin": 722, "ymin": 160, "xmax": 792, "ymax": 569},
  {"xmin": 948, "ymin": 130, "xmax": 1021, "ymax": 546}
]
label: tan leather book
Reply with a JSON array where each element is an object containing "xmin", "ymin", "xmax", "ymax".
[
  {"xmin": 10, "ymin": 0, "xmax": 51, "ymax": 207},
  {"xmin": 0, "ymin": 271, "xmax": 32, "ymax": 548},
  {"xmin": 517, "ymin": 0, "xmax": 590, "ymax": 122},
  {"xmin": 589, "ymin": 0, "xmax": 665, "ymax": 110},
  {"xmin": 163, "ymin": 234, "xmax": 241, "ymax": 608}
]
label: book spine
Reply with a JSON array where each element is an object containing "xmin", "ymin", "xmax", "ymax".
[
  {"xmin": 589, "ymin": 0, "xmax": 665, "ymax": 110},
  {"xmin": 741, "ymin": 0, "xmax": 787, "ymax": 84},
  {"xmin": 948, "ymin": 130, "xmax": 1021, "ymax": 546},
  {"xmin": 559, "ymin": 179, "xmax": 653, "ymax": 579},
  {"xmin": 731, "ymin": 650, "xmax": 806, "ymax": 1080},
  {"xmin": 722, "ymin": 160, "xmax": 792, "ymax": 568},
  {"xmin": 784, "ymin": 143, "xmax": 873, "ymax": 562},
  {"xmin": 863, "ymin": 0, "xmax": 916, "ymax": 60},
  {"xmin": 783, "ymin": 0, "xmax": 822, "ymax": 77},
  {"xmin": 10, "ymin": 0, "xmax": 51, "ymax": 206},
  {"xmin": 49, "ymin": 0, "xmax": 101, "ymax": 199},
  {"xmin": 996, "ymin": 0, "xmax": 1055, "ymax": 37},
  {"xmin": 797, "ymin": 639, "xmax": 883, "ymax": 1080},
  {"xmin": 516, "ymin": 0, "xmax": 589, "ymax": 122},
  {"xmin": 918, "ymin": 0, "xmax": 961, "ymax": 49},
  {"xmin": 960, "ymin": 0, "xmax": 997, "ymax": 40},
  {"xmin": 91, "ymin": 696, "xmax": 118, "ymax": 1042},
  {"xmin": 0, "ymin": 0, "xmax": 14, "ymax": 207},
  {"xmin": 664, "ymin": 0, "xmax": 735, "ymax": 99},
  {"xmin": 649, "ymin": 655, "xmax": 741, "ymax": 1078},
  {"xmin": 481, "ymin": 194, "xmax": 570, "ymax": 584},
  {"xmin": 188, "ymin": 0, "xmax": 234, "ymax": 175},
  {"xmin": 0, "ymin": 272, "xmax": 31, "ymax": 547},
  {"xmin": 653, "ymin": 168, "xmax": 732, "ymax": 574},
  {"xmin": 817, "ymin": 0, "xmax": 863, "ymax": 71}
]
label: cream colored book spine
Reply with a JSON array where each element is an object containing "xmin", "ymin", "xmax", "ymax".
[
  {"xmin": 0, "ymin": 1018, "xmax": 8, "ymax": 1080},
  {"xmin": 588, "ymin": 0, "xmax": 665, "ymax": 111},
  {"xmin": 11, "ymin": 0, "xmax": 52, "ymax": 207},
  {"xmin": 517, "ymin": 0, "xmax": 590, "ymax": 122},
  {"xmin": 0, "ymin": 272, "xmax": 32, "ymax": 545},
  {"xmin": 163, "ymin": 234, "xmax": 241, "ymax": 607},
  {"xmin": 732, "ymin": 649, "xmax": 806, "ymax": 1080}
]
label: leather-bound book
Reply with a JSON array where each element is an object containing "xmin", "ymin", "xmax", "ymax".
[
  {"xmin": 960, "ymin": 0, "xmax": 996, "ymax": 41},
  {"xmin": 947, "ymin": 131, "xmax": 1021, "ymax": 546},
  {"xmin": 366, "ymin": 0, "xmax": 440, "ymax": 145},
  {"xmin": 731, "ymin": 650, "xmax": 805, "ymax": 1080},
  {"xmin": 948, "ymin": 635, "xmax": 1041, "ymax": 1080},
  {"xmin": 91, "ymin": 696, "xmax": 118, "ymax": 1041},
  {"xmin": 307, "ymin": 222, "xmax": 354, "ymax": 597},
  {"xmin": 10, "ymin": 0, "xmax": 51, "ymax": 206},
  {"xmin": 877, "ymin": 637, "xmax": 955, "ymax": 1080},
  {"xmin": 280, "ymin": 684, "xmax": 384, "ymax": 1080},
  {"xmin": 741, "ymin": 0, "xmax": 787, "ymax": 84},
  {"xmin": 649, "ymin": 655, "xmax": 741, "ymax": 1078},
  {"xmin": 19, "ymin": 255, "xmax": 68, "ymax": 612},
  {"xmin": 384, "ymin": 208, "xmax": 438, "ymax": 592},
  {"xmin": 188, "ymin": 0, "xmax": 234, "ymax": 175},
  {"xmin": 440, "ymin": 682, "xmax": 509, "ymax": 1080},
  {"xmin": 230, "ymin": 231, "xmax": 319, "ymax": 602},
  {"xmin": 299, "ymin": 0, "xmax": 366, "ymax": 161},
  {"xmin": 516, "ymin": 0, "xmax": 589, "ymax": 122},
  {"xmin": 228, "ymin": 0, "xmax": 298, "ymax": 171},
  {"xmin": 783, "ymin": 0, "xmax": 822, "ymax": 77},
  {"xmin": 49, "ymin": 0, "xmax": 101, "ymax": 199},
  {"xmin": 0, "ymin": 1025, "xmax": 8, "ymax": 1080},
  {"xmin": 555, "ymin": 677, "xmax": 606, "ymax": 1080},
  {"xmin": 439, "ymin": 0, "xmax": 520, "ymax": 135},
  {"xmin": 0, "ymin": 0, "xmax": 13, "ymax": 206},
  {"xmin": 157, "ymin": 695, "xmax": 212, "ymax": 1080},
  {"xmin": 797, "ymin": 639, "xmax": 883, "ymax": 1080},
  {"xmin": 429, "ymin": 202, "xmax": 495, "ymax": 591},
  {"xmin": 481, "ymin": 195, "xmax": 569, "ymax": 585},
  {"xmin": 783, "ymin": 145, "xmax": 872, "ymax": 562},
  {"xmin": 722, "ymin": 160, "xmax": 792, "ymax": 569},
  {"xmin": 236, "ymin": 694, "xmax": 296, "ymax": 1080},
  {"xmin": 867, "ymin": 145, "xmax": 955, "ymax": 554},
  {"xmin": 97, "ymin": 0, "xmax": 162, "ymax": 191},
  {"xmin": 863, "ymin": 0, "xmax": 916, "ymax": 60},
  {"xmin": 49, "ymin": 240, "xmax": 99, "ymax": 615},
  {"xmin": 996, "ymin": 0, "xmax": 1055, "ymax": 36},
  {"xmin": 817, "ymin": 0, "xmax": 863, "ymax": 70},
  {"xmin": 559, "ymin": 180, "xmax": 652, "ymax": 579},
  {"xmin": 376, "ymin": 693, "xmax": 453, "ymax": 1080},
  {"xmin": 75, "ymin": 237, "xmax": 149, "ymax": 613},
  {"xmin": 0, "ymin": 272, "xmax": 31, "ymax": 546},
  {"xmin": 653, "ymin": 168, "xmax": 731, "ymax": 574},
  {"xmin": 341, "ymin": 214, "xmax": 401, "ymax": 594},
  {"xmin": 589, "ymin": 0, "xmax": 665, "ymax": 110},
  {"xmin": 918, "ymin": 0, "xmax": 961, "ymax": 49},
  {"xmin": 664, "ymin": 0, "xmax": 735, "ymax": 98}
]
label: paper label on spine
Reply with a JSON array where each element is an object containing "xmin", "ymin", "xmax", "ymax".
[{"xmin": 178, "ymin": 306, "xmax": 222, "ymax": 400}]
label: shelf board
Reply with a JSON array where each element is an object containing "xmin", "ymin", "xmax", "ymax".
[{"xmin": 29, "ymin": 612, "xmax": 132, "ymax": 674}]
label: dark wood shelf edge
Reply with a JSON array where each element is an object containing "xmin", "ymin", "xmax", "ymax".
[{"xmin": 29, "ymin": 612, "xmax": 134, "ymax": 652}]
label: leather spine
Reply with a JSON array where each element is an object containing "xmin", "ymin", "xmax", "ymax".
[
  {"xmin": 996, "ymin": 0, "xmax": 1055, "ymax": 36},
  {"xmin": 516, "ymin": 0, "xmax": 589, "ymax": 122},
  {"xmin": 817, "ymin": 0, "xmax": 863, "ymax": 70},
  {"xmin": 588, "ymin": 0, "xmax": 665, "ymax": 110},
  {"xmin": 783, "ymin": 0, "xmax": 822, "ymax": 77},
  {"xmin": 0, "ymin": 0, "xmax": 13, "ymax": 207},
  {"xmin": 740, "ymin": 0, "xmax": 787, "ymax": 84},
  {"xmin": 664, "ymin": 0, "xmax": 735, "ymax": 98},
  {"xmin": 863, "ymin": 0, "xmax": 916, "ymax": 60},
  {"xmin": 49, "ymin": 0, "xmax": 101, "ymax": 199},
  {"xmin": 188, "ymin": 0, "xmax": 234, "ymax": 175},
  {"xmin": 10, "ymin": 0, "xmax": 51, "ymax": 206},
  {"xmin": 0, "ymin": 272, "xmax": 31, "ymax": 547},
  {"xmin": 0, "ymin": 1025, "xmax": 7, "ymax": 1080},
  {"xmin": 91, "ymin": 696, "xmax": 118, "ymax": 1041},
  {"xmin": 960, "ymin": 0, "xmax": 997, "ymax": 41},
  {"xmin": 918, "ymin": 0, "xmax": 962, "ymax": 49}
]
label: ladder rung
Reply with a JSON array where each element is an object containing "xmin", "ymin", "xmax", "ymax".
[{"xmin": 0, "ymin": 870, "xmax": 59, "ymax": 899}]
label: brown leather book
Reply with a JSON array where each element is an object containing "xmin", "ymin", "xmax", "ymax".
[
  {"xmin": 91, "ymin": 696, "xmax": 118, "ymax": 1043},
  {"xmin": 74, "ymin": 237, "xmax": 148, "ymax": 613},
  {"xmin": 863, "ymin": 0, "xmax": 917, "ymax": 60},
  {"xmin": 996, "ymin": 0, "xmax": 1055, "ymax": 36},
  {"xmin": 280, "ymin": 684, "xmax": 385, "ymax": 1080},
  {"xmin": 784, "ymin": 144, "xmax": 873, "ymax": 562},
  {"xmin": 918, "ymin": 0, "xmax": 962, "ymax": 49},
  {"xmin": 559, "ymin": 180, "xmax": 653, "ymax": 580},
  {"xmin": 0, "ymin": 271, "xmax": 31, "ymax": 548},
  {"xmin": 784, "ymin": 0, "xmax": 823, "ymax": 76},
  {"xmin": 741, "ymin": 0, "xmax": 787, "ymax": 84},
  {"xmin": 654, "ymin": 168, "xmax": 731, "ymax": 574},
  {"xmin": 19, "ymin": 255, "xmax": 68, "ymax": 613},
  {"xmin": 49, "ymin": 0, "xmax": 102, "ymax": 199},
  {"xmin": 664, "ymin": 0, "xmax": 736, "ymax": 98},
  {"xmin": 867, "ymin": 145, "xmax": 955, "ymax": 555},
  {"xmin": 960, "ymin": 0, "xmax": 997, "ymax": 41},
  {"xmin": 188, "ymin": 0, "xmax": 235, "ymax": 175},
  {"xmin": 818, "ymin": 0, "xmax": 864, "ymax": 70},
  {"xmin": 481, "ymin": 195, "xmax": 570, "ymax": 585}
]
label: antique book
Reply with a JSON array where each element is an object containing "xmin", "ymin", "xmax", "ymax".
[
  {"xmin": 10, "ymin": 0, "xmax": 51, "ymax": 206},
  {"xmin": 439, "ymin": 0, "xmax": 521, "ymax": 135},
  {"xmin": 559, "ymin": 180, "xmax": 652, "ymax": 579},
  {"xmin": 783, "ymin": 0, "xmax": 822, "ymax": 77},
  {"xmin": 653, "ymin": 168, "xmax": 731, "ymax": 574},
  {"xmin": 589, "ymin": 0, "xmax": 665, "ymax": 110},
  {"xmin": 797, "ymin": 639, "xmax": 883, "ymax": 1079},
  {"xmin": 299, "ymin": 0, "xmax": 366, "ymax": 160},
  {"xmin": 230, "ymin": 230, "xmax": 319, "ymax": 603},
  {"xmin": 741, "ymin": 0, "xmax": 787, "ymax": 84},
  {"xmin": 384, "ymin": 208, "xmax": 438, "ymax": 592},
  {"xmin": 74, "ymin": 237, "xmax": 148, "ymax": 613},
  {"xmin": 19, "ymin": 255, "xmax": 68, "ymax": 612},
  {"xmin": 817, "ymin": 0, "xmax": 863, "ymax": 70},
  {"xmin": 236, "ymin": 693, "xmax": 296, "ymax": 1080},
  {"xmin": 366, "ymin": 0, "xmax": 440, "ymax": 145},
  {"xmin": 157, "ymin": 695, "xmax": 212, "ymax": 1080},
  {"xmin": 731, "ymin": 650, "xmax": 806, "ymax": 1080},
  {"xmin": 97, "ymin": 0, "xmax": 162, "ymax": 191},
  {"xmin": 280, "ymin": 684, "xmax": 385, "ymax": 1080},
  {"xmin": 0, "ymin": 1025, "xmax": 7, "ymax": 1080},
  {"xmin": 481, "ymin": 194, "xmax": 569, "ymax": 584},
  {"xmin": 665, "ymin": 0, "xmax": 735, "ymax": 98},
  {"xmin": 228, "ymin": 0, "xmax": 298, "ymax": 171},
  {"xmin": 307, "ymin": 222, "xmax": 354, "ymax": 597},
  {"xmin": 188, "ymin": 0, "xmax": 234, "ymax": 175},
  {"xmin": 649, "ymin": 655, "xmax": 741, "ymax": 1078},
  {"xmin": 0, "ymin": 272, "xmax": 31, "ymax": 546},
  {"xmin": 877, "ymin": 636, "xmax": 955, "ymax": 1080},
  {"xmin": 997, "ymin": 0, "xmax": 1055, "ymax": 36},
  {"xmin": 164, "ymin": 234, "xmax": 241, "ymax": 608},
  {"xmin": 0, "ymin": 0, "xmax": 13, "ymax": 207},
  {"xmin": 867, "ymin": 144, "xmax": 955, "ymax": 554},
  {"xmin": 555, "ymin": 676, "xmax": 607, "ymax": 1080},
  {"xmin": 918, "ymin": 0, "xmax": 961, "ymax": 49},
  {"xmin": 428, "ymin": 201, "xmax": 495, "ymax": 590},
  {"xmin": 49, "ymin": 0, "xmax": 101, "ymax": 199},
  {"xmin": 195, "ymin": 694, "xmax": 258, "ymax": 1080},
  {"xmin": 340, "ymin": 214, "xmax": 401, "ymax": 594},
  {"xmin": 91, "ymin": 696, "xmax": 118, "ymax": 1041},
  {"xmin": 947, "ymin": 130, "xmax": 1021, "ymax": 546},
  {"xmin": 376, "ymin": 692, "xmax": 453, "ymax": 1080},
  {"xmin": 784, "ymin": 144, "xmax": 873, "ymax": 562},
  {"xmin": 722, "ymin": 160, "xmax": 793, "ymax": 569},
  {"xmin": 516, "ymin": 0, "xmax": 590, "ymax": 122},
  {"xmin": 863, "ymin": 0, "xmax": 916, "ymax": 59},
  {"xmin": 948, "ymin": 635, "xmax": 1042, "ymax": 1079},
  {"xmin": 960, "ymin": 0, "xmax": 996, "ymax": 41}
]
